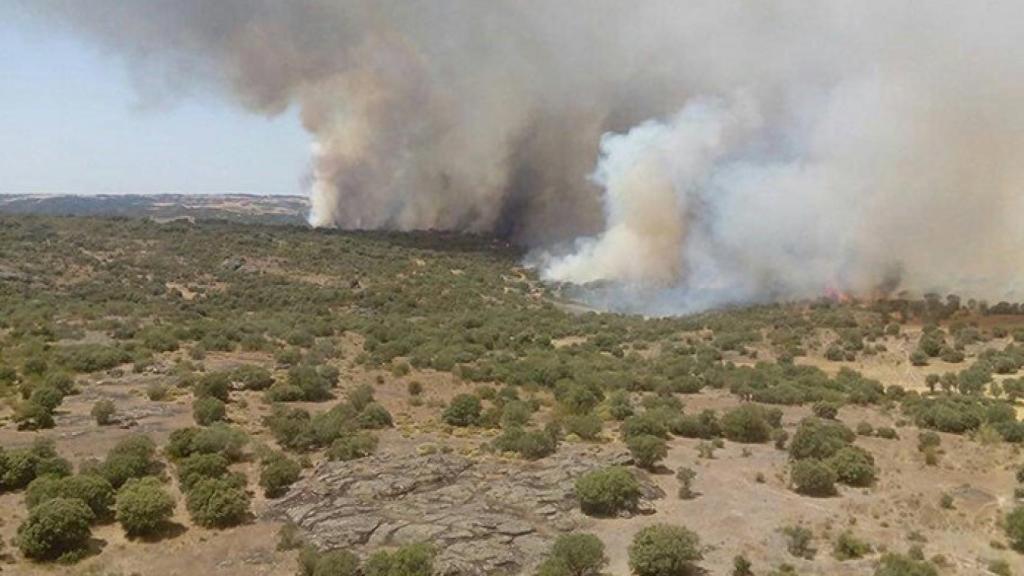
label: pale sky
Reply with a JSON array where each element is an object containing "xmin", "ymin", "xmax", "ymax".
[{"xmin": 0, "ymin": 9, "xmax": 312, "ymax": 196}]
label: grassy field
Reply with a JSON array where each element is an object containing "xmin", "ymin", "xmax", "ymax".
[{"xmin": 1, "ymin": 213, "xmax": 1024, "ymax": 575}]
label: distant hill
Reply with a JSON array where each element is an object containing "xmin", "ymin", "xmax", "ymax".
[{"xmin": 0, "ymin": 193, "xmax": 309, "ymax": 225}]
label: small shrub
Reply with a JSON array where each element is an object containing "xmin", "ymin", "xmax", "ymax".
[
  {"xmin": 308, "ymin": 549, "xmax": 360, "ymax": 576},
  {"xmin": 781, "ymin": 525, "xmax": 815, "ymax": 559},
  {"xmin": 575, "ymin": 467, "xmax": 641, "ymax": 516},
  {"xmin": 696, "ymin": 441, "xmax": 717, "ymax": 459},
  {"xmin": 772, "ymin": 428, "xmax": 789, "ymax": 450},
  {"xmin": 185, "ymin": 477, "xmax": 250, "ymax": 528},
  {"xmin": 260, "ymin": 452, "xmax": 302, "ymax": 498},
  {"xmin": 607, "ymin": 390, "xmax": 634, "ymax": 421},
  {"xmin": 874, "ymin": 552, "xmax": 938, "ymax": 576},
  {"xmin": 721, "ymin": 404, "xmax": 776, "ymax": 443},
  {"xmin": 14, "ymin": 400, "xmax": 55, "ymax": 430},
  {"xmin": 939, "ymin": 493, "xmax": 954, "ymax": 509},
  {"xmin": 101, "ymin": 434, "xmax": 157, "ymax": 488},
  {"xmin": 0, "ymin": 439, "xmax": 71, "ymax": 490},
  {"xmin": 1005, "ymin": 506, "xmax": 1024, "ymax": 552},
  {"xmin": 193, "ymin": 396, "xmax": 227, "ymax": 426},
  {"xmin": 826, "ymin": 446, "xmax": 877, "ymax": 487},
  {"xmin": 988, "ymin": 559, "xmax": 1012, "ymax": 576},
  {"xmin": 627, "ymin": 524, "xmax": 703, "ymax": 576},
  {"xmin": 500, "ymin": 400, "xmax": 533, "ymax": 429},
  {"xmin": 917, "ymin": 431, "xmax": 941, "ymax": 452},
  {"xmin": 17, "ymin": 497, "xmax": 94, "ymax": 561},
  {"xmin": 358, "ymin": 403, "xmax": 393, "ymax": 429},
  {"xmin": 791, "ymin": 460, "xmax": 836, "ymax": 497},
  {"xmin": 443, "ymin": 394, "xmax": 482, "ymax": 427},
  {"xmin": 671, "ymin": 410, "xmax": 720, "ymax": 440},
  {"xmin": 622, "ymin": 413, "xmax": 670, "ymax": 440},
  {"xmin": 833, "ymin": 530, "xmax": 872, "ymax": 560},
  {"xmin": 194, "ymin": 372, "xmax": 231, "ymax": 402},
  {"xmin": 812, "ymin": 401, "xmax": 839, "ymax": 420},
  {"xmin": 493, "ymin": 427, "xmax": 557, "ymax": 460},
  {"xmin": 25, "ymin": 473, "xmax": 114, "ymax": 519},
  {"xmin": 115, "ymin": 476, "xmax": 175, "ymax": 537},
  {"xmin": 676, "ymin": 467, "xmax": 697, "ymax": 499},
  {"xmin": 363, "ymin": 543, "xmax": 435, "ymax": 576},
  {"xmin": 165, "ymin": 424, "xmax": 248, "ymax": 461},
  {"xmin": 565, "ymin": 413, "xmax": 603, "ymax": 440},
  {"xmin": 535, "ymin": 533, "xmax": 607, "ymax": 576},
  {"xmin": 733, "ymin": 555, "xmax": 754, "ymax": 576},
  {"xmin": 277, "ymin": 522, "xmax": 305, "ymax": 551},
  {"xmin": 265, "ymin": 383, "xmax": 305, "ymax": 402},
  {"xmin": 232, "ymin": 365, "xmax": 274, "ymax": 391},
  {"xmin": 555, "ymin": 381, "xmax": 602, "ymax": 415},
  {"xmin": 327, "ymin": 433, "xmax": 379, "ymax": 461},
  {"xmin": 91, "ymin": 399, "xmax": 117, "ymax": 426},
  {"xmin": 272, "ymin": 365, "xmax": 333, "ymax": 402},
  {"xmin": 628, "ymin": 434, "xmax": 668, "ymax": 470},
  {"xmin": 788, "ymin": 418, "xmax": 854, "ymax": 461},
  {"xmin": 875, "ymin": 427, "xmax": 898, "ymax": 440},
  {"xmin": 147, "ymin": 383, "xmax": 170, "ymax": 401},
  {"xmin": 176, "ymin": 453, "xmax": 230, "ymax": 491},
  {"xmin": 347, "ymin": 384, "xmax": 375, "ymax": 412}
]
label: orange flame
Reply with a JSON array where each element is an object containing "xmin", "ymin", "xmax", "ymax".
[{"xmin": 824, "ymin": 285, "xmax": 852, "ymax": 303}]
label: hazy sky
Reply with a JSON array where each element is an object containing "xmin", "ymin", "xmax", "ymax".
[{"xmin": 0, "ymin": 9, "xmax": 312, "ymax": 196}]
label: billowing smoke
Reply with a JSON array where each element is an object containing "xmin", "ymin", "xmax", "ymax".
[{"xmin": 15, "ymin": 1, "xmax": 1024, "ymax": 313}]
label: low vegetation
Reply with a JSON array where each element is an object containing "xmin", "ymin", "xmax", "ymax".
[{"xmin": 2, "ymin": 213, "xmax": 1024, "ymax": 574}]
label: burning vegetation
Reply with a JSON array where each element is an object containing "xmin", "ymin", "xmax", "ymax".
[{"xmin": 13, "ymin": 0, "xmax": 1024, "ymax": 313}]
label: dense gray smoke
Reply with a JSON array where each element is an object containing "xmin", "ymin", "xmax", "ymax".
[{"xmin": 15, "ymin": 1, "xmax": 1024, "ymax": 312}]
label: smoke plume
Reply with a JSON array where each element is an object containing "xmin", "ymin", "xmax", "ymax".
[{"xmin": 15, "ymin": 1, "xmax": 1024, "ymax": 312}]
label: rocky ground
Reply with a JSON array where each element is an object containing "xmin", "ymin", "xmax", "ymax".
[{"xmin": 269, "ymin": 445, "xmax": 659, "ymax": 575}]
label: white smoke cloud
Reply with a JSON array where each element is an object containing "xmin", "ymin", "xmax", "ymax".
[
  {"xmin": 13, "ymin": 0, "xmax": 1024, "ymax": 312},
  {"xmin": 542, "ymin": 96, "xmax": 762, "ymax": 287},
  {"xmin": 544, "ymin": 58, "xmax": 1024, "ymax": 312}
]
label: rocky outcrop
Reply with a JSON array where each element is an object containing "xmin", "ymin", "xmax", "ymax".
[
  {"xmin": 267, "ymin": 444, "xmax": 661, "ymax": 575},
  {"xmin": 220, "ymin": 256, "xmax": 246, "ymax": 271}
]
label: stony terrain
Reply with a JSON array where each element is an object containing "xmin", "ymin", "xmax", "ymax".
[{"xmin": 270, "ymin": 446, "xmax": 657, "ymax": 575}]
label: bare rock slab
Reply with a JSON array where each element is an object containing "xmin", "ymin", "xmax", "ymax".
[{"xmin": 267, "ymin": 444, "xmax": 661, "ymax": 575}]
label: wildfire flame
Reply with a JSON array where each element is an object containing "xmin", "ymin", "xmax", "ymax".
[{"xmin": 824, "ymin": 285, "xmax": 852, "ymax": 303}]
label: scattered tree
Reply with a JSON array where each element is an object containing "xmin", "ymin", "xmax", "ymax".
[
  {"xmin": 575, "ymin": 467, "xmax": 641, "ymax": 516},
  {"xmin": 676, "ymin": 467, "xmax": 697, "ymax": 499},
  {"xmin": 791, "ymin": 460, "xmax": 836, "ymax": 497},
  {"xmin": 628, "ymin": 524, "xmax": 703, "ymax": 576},
  {"xmin": 628, "ymin": 434, "xmax": 668, "ymax": 470},
  {"xmin": 260, "ymin": 452, "xmax": 302, "ymax": 498},
  {"xmin": 25, "ymin": 473, "xmax": 114, "ymax": 519},
  {"xmin": 193, "ymin": 396, "xmax": 227, "ymax": 426},
  {"xmin": 17, "ymin": 497, "xmax": 94, "ymax": 561},
  {"xmin": 443, "ymin": 394, "xmax": 482, "ymax": 427},
  {"xmin": 536, "ymin": 533, "xmax": 607, "ymax": 576},
  {"xmin": 115, "ymin": 476, "xmax": 175, "ymax": 537},
  {"xmin": 186, "ymin": 477, "xmax": 250, "ymax": 528}
]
